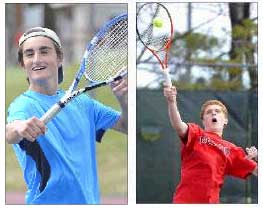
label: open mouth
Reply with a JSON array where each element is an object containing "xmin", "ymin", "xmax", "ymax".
[
  {"xmin": 32, "ymin": 66, "xmax": 46, "ymax": 71},
  {"xmin": 212, "ymin": 118, "xmax": 217, "ymax": 123}
]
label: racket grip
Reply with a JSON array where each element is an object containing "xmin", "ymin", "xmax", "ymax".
[
  {"xmin": 163, "ymin": 68, "xmax": 172, "ymax": 87},
  {"xmin": 40, "ymin": 103, "xmax": 62, "ymax": 124}
]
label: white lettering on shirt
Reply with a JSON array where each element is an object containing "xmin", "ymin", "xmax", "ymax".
[{"xmin": 199, "ymin": 136, "xmax": 230, "ymax": 156}]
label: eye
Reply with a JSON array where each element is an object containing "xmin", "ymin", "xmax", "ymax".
[
  {"xmin": 206, "ymin": 109, "xmax": 212, "ymax": 114},
  {"xmin": 40, "ymin": 49, "xmax": 49, "ymax": 55},
  {"xmin": 24, "ymin": 52, "xmax": 34, "ymax": 58}
]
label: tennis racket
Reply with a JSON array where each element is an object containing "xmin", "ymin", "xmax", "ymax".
[
  {"xmin": 136, "ymin": 3, "xmax": 173, "ymax": 87},
  {"xmin": 41, "ymin": 13, "xmax": 128, "ymax": 124}
]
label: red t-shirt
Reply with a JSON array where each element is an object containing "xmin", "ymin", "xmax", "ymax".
[{"xmin": 173, "ymin": 123, "xmax": 257, "ymax": 204}]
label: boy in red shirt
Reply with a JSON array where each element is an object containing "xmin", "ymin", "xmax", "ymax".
[{"xmin": 163, "ymin": 85, "xmax": 258, "ymax": 203}]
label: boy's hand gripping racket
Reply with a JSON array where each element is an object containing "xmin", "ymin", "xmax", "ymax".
[
  {"xmin": 136, "ymin": 3, "xmax": 173, "ymax": 87},
  {"xmin": 41, "ymin": 13, "xmax": 128, "ymax": 124}
]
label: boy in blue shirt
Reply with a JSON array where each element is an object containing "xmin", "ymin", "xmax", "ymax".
[{"xmin": 6, "ymin": 27, "xmax": 127, "ymax": 204}]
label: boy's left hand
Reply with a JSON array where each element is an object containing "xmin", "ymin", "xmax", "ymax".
[
  {"xmin": 111, "ymin": 78, "xmax": 128, "ymax": 100},
  {"xmin": 245, "ymin": 146, "xmax": 258, "ymax": 161}
]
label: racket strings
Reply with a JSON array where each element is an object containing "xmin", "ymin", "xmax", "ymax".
[
  {"xmin": 143, "ymin": 27, "xmax": 169, "ymax": 50},
  {"xmin": 137, "ymin": 3, "xmax": 172, "ymax": 51},
  {"xmin": 85, "ymin": 19, "xmax": 128, "ymax": 82}
]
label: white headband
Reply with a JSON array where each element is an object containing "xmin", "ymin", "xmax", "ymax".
[{"xmin": 19, "ymin": 27, "xmax": 62, "ymax": 48}]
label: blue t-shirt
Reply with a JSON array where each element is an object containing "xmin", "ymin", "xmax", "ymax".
[{"xmin": 7, "ymin": 90, "xmax": 120, "ymax": 204}]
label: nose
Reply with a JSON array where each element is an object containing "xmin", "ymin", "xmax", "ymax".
[{"xmin": 33, "ymin": 52, "xmax": 41, "ymax": 64}]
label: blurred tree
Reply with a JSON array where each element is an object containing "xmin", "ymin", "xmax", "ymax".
[
  {"xmin": 44, "ymin": 4, "xmax": 56, "ymax": 31},
  {"xmin": 229, "ymin": 3, "xmax": 257, "ymax": 90}
]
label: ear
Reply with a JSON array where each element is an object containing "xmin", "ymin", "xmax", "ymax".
[
  {"xmin": 19, "ymin": 60, "xmax": 25, "ymax": 68},
  {"xmin": 20, "ymin": 63, "xmax": 27, "ymax": 73},
  {"xmin": 224, "ymin": 118, "xmax": 228, "ymax": 127},
  {"xmin": 57, "ymin": 52, "xmax": 63, "ymax": 63},
  {"xmin": 57, "ymin": 58, "xmax": 63, "ymax": 66},
  {"xmin": 202, "ymin": 119, "xmax": 205, "ymax": 127}
]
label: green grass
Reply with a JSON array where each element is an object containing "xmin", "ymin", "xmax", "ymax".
[{"xmin": 5, "ymin": 67, "xmax": 127, "ymax": 197}]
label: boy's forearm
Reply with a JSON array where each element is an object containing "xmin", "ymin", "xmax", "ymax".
[
  {"xmin": 167, "ymin": 100, "xmax": 188, "ymax": 138},
  {"xmin": 114, "ymin": 93, "xmax": 128, "ymax": 134},
  {"xmin": 252, "ymin": 165, "xmax": 258, "ymax": 176}
]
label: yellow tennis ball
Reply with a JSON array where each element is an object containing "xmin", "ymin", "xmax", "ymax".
[{"xmin": 153, "ymin": 18, "xmax": 163, "ymax": 28}]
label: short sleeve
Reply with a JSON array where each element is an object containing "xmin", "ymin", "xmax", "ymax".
[
  {"xmin": 226, "ymin": 146, "xmax": 257, "ymax": 179},
  {"xmin": 183, "ymin": 123, "xmax": 203, "ymax": 148},
  {"xmin": 92, "ymin": 99, "xmax": 120, "ymax": 130},
  {"xmin": 7, "ymin": 96, "xmax": 33, "ymax": 123},
  {"xmin": 89, "ymin": 98, "xmax": 120, "ymax": 142}
]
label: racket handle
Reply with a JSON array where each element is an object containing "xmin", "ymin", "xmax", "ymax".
[
  {"xmin": 163, "ymin": 68, "xmax": 172, "ymax": 87},
  {"xmin": 41, "ymin": 103, "xmax": 62, "ymax": 124}
]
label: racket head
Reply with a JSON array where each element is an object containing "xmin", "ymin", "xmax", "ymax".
[
  {"xmin": 83, "ymin": 13, "xmax": 128, "ymax": 83},
  {"xmin": 136, "ymin": 3, "xmax": 173, "ymax": 52}
]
